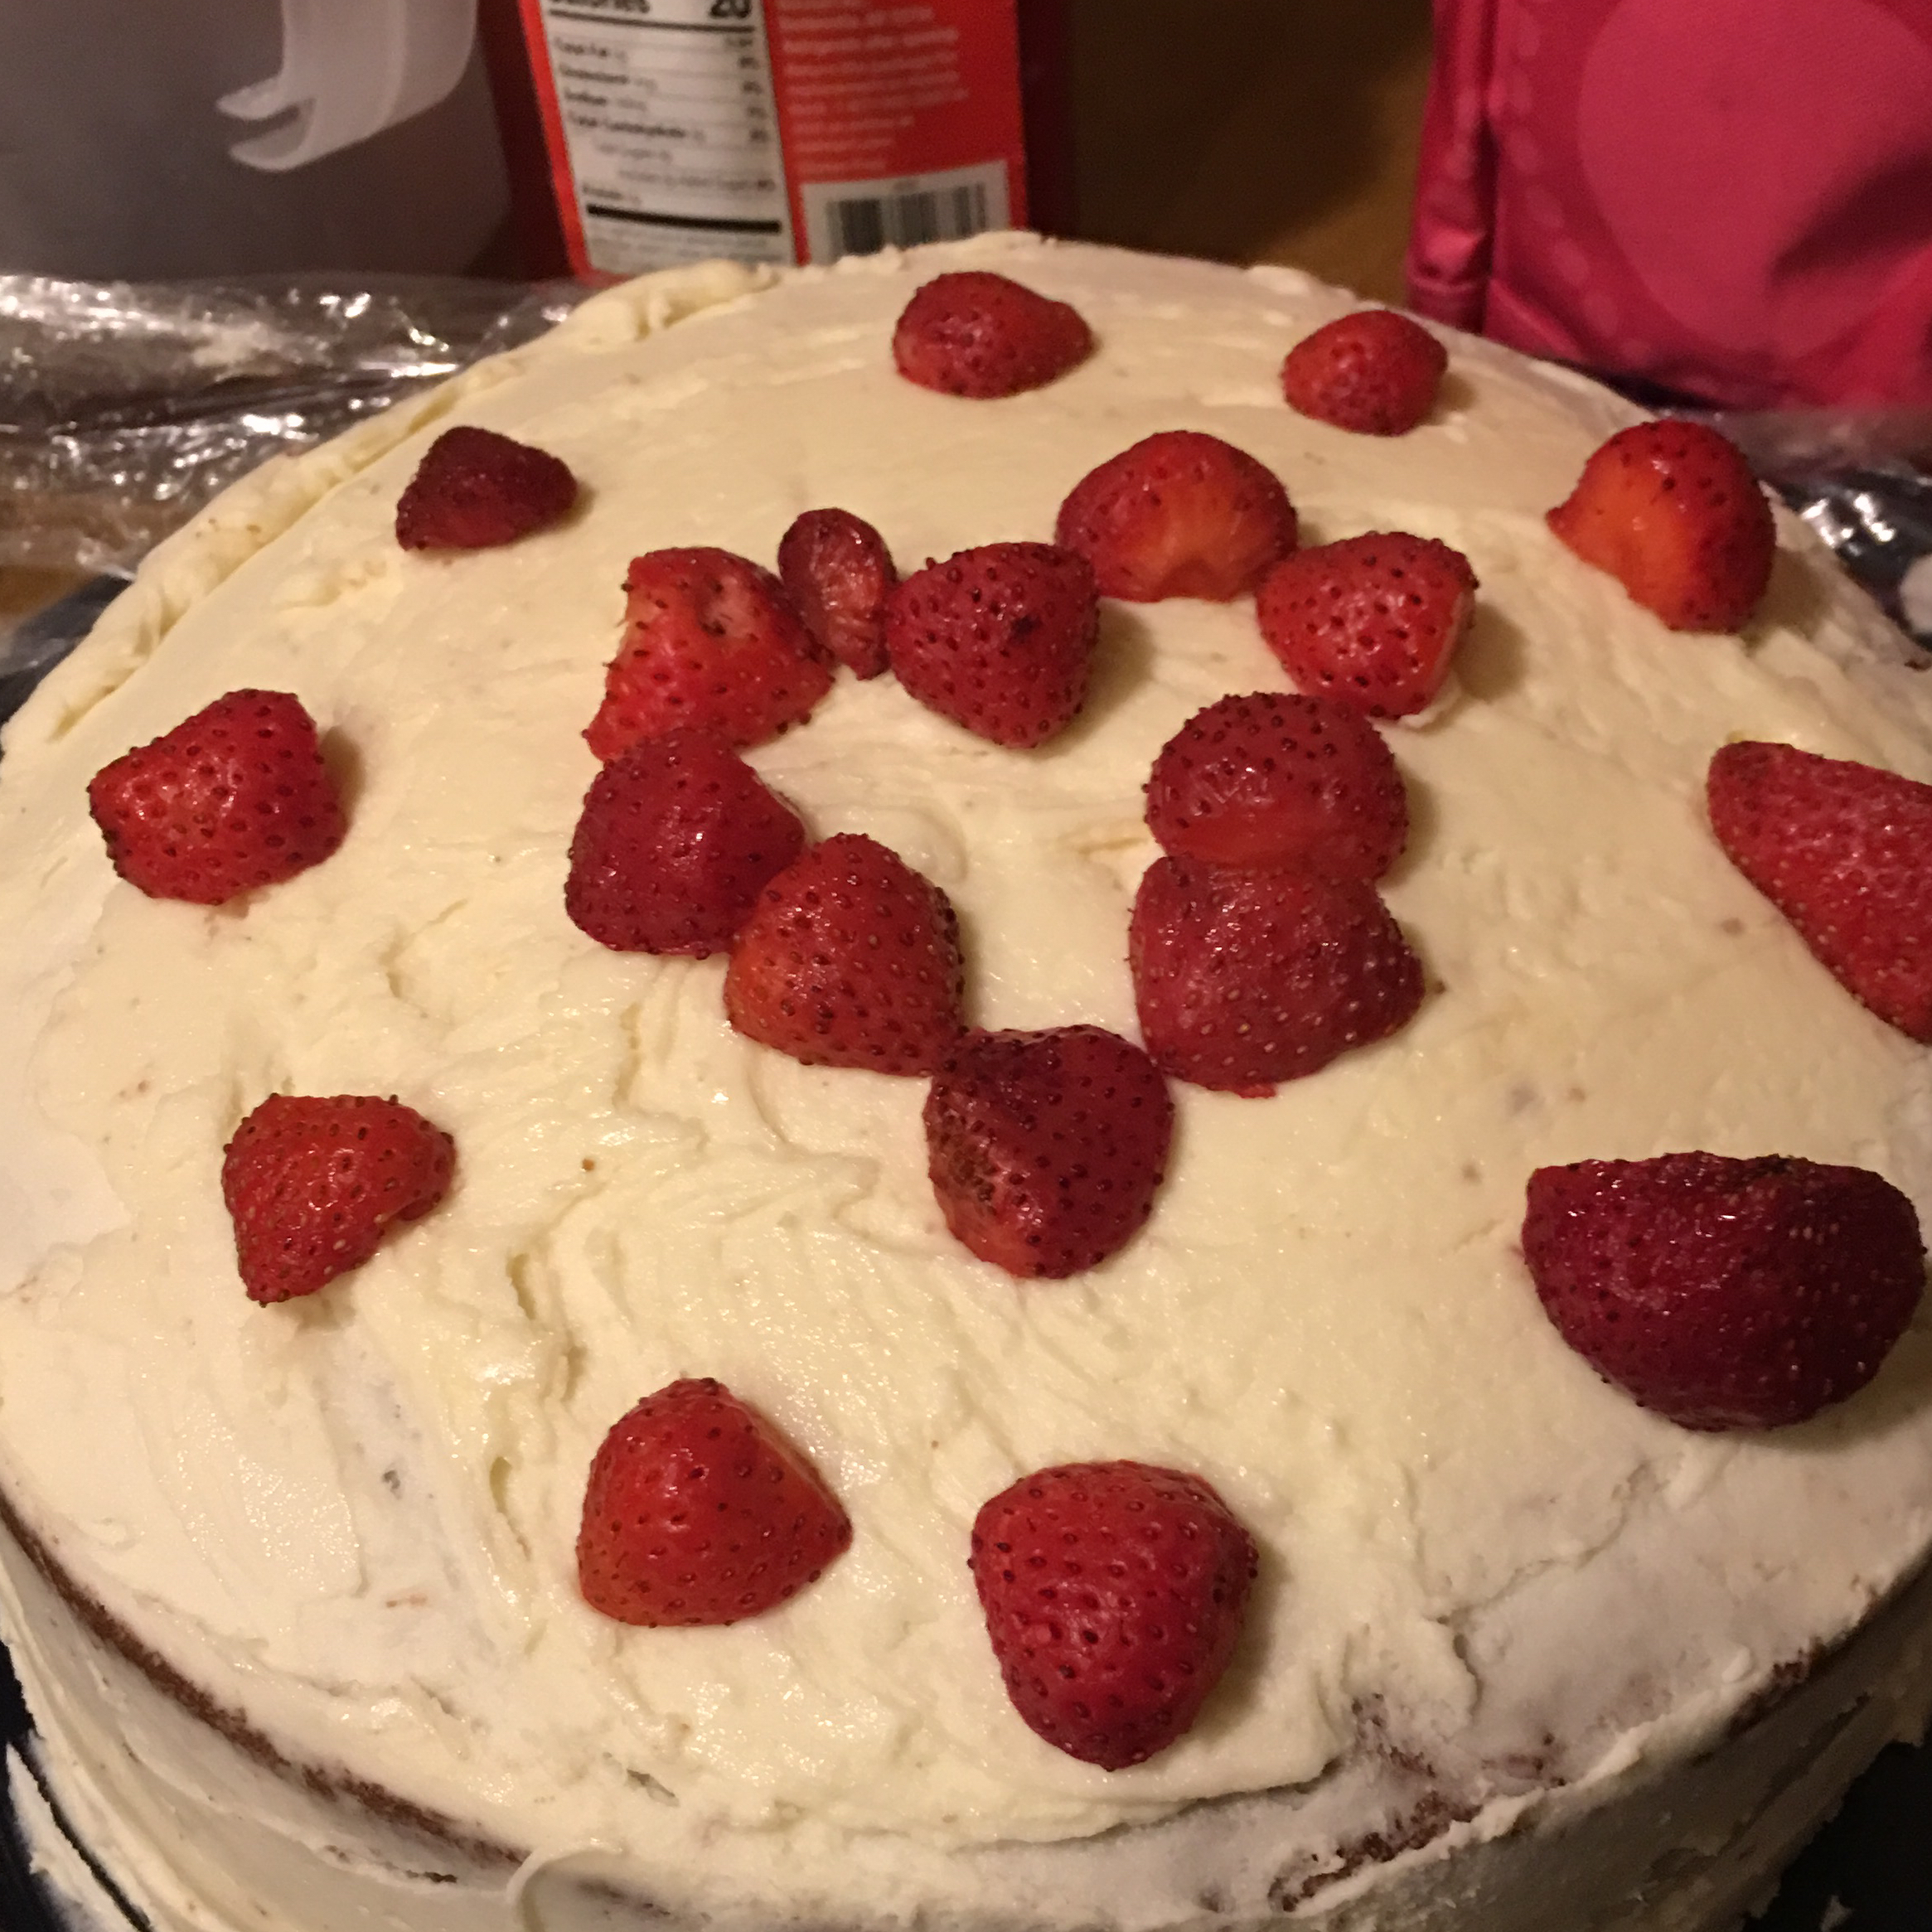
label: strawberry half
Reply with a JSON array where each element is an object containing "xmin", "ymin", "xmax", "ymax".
[
  {"xmin": 1707, "ymin": 740, "xmax": 1932, "ymax": 1040},
  {"xmin": 1053, "ymin": 430, "xmax": 1297, "ymax": 602},
  {"xmin": 585, "ymin": 548, "xmax": 834, "ymax": 763},
  {"xmin": 777, "ymin": 507, "xmax": 899, "ymax": 679},
  {"xmin": 577, "ymin": 1378, "xmax": 851, "ymax": 1626},
  {"xmin": 86, "ymin": 689, "xmax": 347, "ymax": 905},
  {"xmin": 1144, "ymin": 691, "xmax": 1407, "ymax": 877},
  {"xmin": 1281, "ymin": 309, "xmax": 1447, "ymax": 436},
  {"xmin": 564, "ymin": 728, "xmax": 806, "ymax": 957},
  {"xmin": 724, "ymin": 832, "xmax": 966, "ymax": 1074},
  {"xmin": 1547, "ymin": 420, "xmax": 1775, "ymax": 632},
  {"xmin": 221, "ymin": 1094, "xmax": 456, "ymax": 1304},
  {"xmin": 884, "ymin": 542, "xmax": 1099, "ymax": 748},
  {"xmin": 1257, "ymin": 532, "xmax": 1477, "ymax": 719},
  {"xmin": 1522, "ymin": 1154, "xmax": 1924, "ymax": 1431},
  {"xmin": 1130, "ymin": 857, "xmax": 1424, "ymax": 1093},
  {"xmin": 924, "ymin": 1026, "xmax": 1174, "ymax": 1280},
  {"xmin": 892, "ymin": 271, "xmax": 1093, "ymax": 399},
  {"xmin": 395, "ymin": 425, "xmax": 578, "ymax": 550},
  {"xmin": 971, "ymin": 1460, "xmax": 1257, "ymax": 1769}
]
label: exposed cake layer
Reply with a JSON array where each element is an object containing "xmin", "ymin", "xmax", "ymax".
[
  {"xmin": 6, "ymin": 1441, "xmax": 1932, "ymax": 1932},
  {"xmin": 2, "ymin": 235, "xmax": 1932, "ymax": 1930}
]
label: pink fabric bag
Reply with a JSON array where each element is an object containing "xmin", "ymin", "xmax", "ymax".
[{"xmin": 1405, "ymin": 0, "xmax": 1932, "ymax": 409}]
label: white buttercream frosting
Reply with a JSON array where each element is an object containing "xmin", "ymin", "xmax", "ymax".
[{"xmin": 3, "ymin": 235, "xmax": 1932, "ymax": 1930}]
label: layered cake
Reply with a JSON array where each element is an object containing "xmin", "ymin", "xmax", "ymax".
[{"xmin": 3, "ymin": 233, "xmax": 1932, "ymax": 1932}]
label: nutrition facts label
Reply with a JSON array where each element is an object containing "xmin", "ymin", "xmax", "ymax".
[
  {"xmin": 534, "ymin": 0, "xmax": 793, "ymax": 274},
  {"xmin": 523, "ymin": 0, "xmax": 1028, "ymax": 278}
]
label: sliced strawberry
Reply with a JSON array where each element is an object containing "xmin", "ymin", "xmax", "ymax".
[
  {"xmin": 724, "ymin": 832, "xmax": 965, "ymax": 1074},
  {"xmin": 221, "ymin": 1094, "xmax": 455, "ymax": 1304},
  {"xmin": 892, "ymin": 271, "xmax": 1094, "ymax": 399},
  {"xmin": 564, "ymin": 728, "xmax": 806, "ymax": 957},
  {"xmin": 585, "ymin": 548, "xmax": 834, "ymax": 763},
  {"xmin": 1707, "ymin": 740, "xmax": 1932, "ymax": 1040},
  {"xmin": 1053, "ymin": 430, "xmax": 1297, "ymax": 602},
  {"xmin": 395, "ymin": 425, "xmax": 578, "ymax": 550},
  {"xmin": 1547, "ymin": 420, "xmax": 1775, "ymax": 632},
  {"xmin": 924, "ymin": 1026, "xmax": 1174, "ymax": 1280},
  {"xmin": 1281, "ymin": 310, "xmax": 1447, "ymax": 436},
  {"xmin": 1522, "ymin": 1154, "xmax": 1924, "ymax": 1431},
  {"xmin": 86, "ymin": 689, "xmax": 347, "ymax": 906},
  {"xmin": 1144, "ymin": 691, "xmax": 1407, "ymax": 877},
  {"xmin": 577, "ymin": 1378, "xmax": 851, "ymax": 1626},
  {"xmin": 1129, "ymin": 857, "xmax": 1423, "ymax": 1093},
  {"xmin": 971, "ymin": 1460, "xmax": 1257, "ymax": 1769},
  {"xmin": 1256, "ymin": 532, "xmax": 1477, "ymax": 719},
  {"xmin": 884, "ymin": 542, "xmax": 1098, "ymax": 748},
  {"xmin": 777, "ymin": 507, "xmax": 898, "ymax": 679}
]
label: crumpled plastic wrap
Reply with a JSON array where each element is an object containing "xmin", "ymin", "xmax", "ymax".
[
  {"xmin": 0, "ymin": 274, "xmax": 589, "ymax": 579},
  {"xmin": 1708, "ymin": 407, "xmax": 1932, "ymax": 651},
  {"xmin": 0, "ymin": 573, "xmax": 127, "ymax": 729}
]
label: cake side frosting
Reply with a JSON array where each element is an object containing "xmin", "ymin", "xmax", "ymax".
[
  {"xmin": 2, "ymin": 234, "xmax": 1932, "ymax": 1930},
  {"xmin": 6, "ymin": 1499, "xmax": 1932, "ymax": 1932}
]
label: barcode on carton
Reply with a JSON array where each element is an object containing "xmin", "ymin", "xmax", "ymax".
[{"xmin": 800, "ymin": 161, "xmax": 1010, "ymax": 265}]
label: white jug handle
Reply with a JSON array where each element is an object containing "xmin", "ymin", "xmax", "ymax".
[{"xmin": 220, "ymin": 0, "xmax": 478, "ymax": 172}]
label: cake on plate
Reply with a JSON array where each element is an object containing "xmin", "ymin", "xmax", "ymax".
[{"xmin": 2, "ymin": 233, "xmax": 1931, "ymax": 1932}]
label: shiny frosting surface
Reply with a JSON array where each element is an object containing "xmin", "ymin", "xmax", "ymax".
[{"xmin": 3, "ymin": 235, "xmax": 1932, "ymax": 1924}]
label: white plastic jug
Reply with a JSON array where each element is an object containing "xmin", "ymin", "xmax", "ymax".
[{"xmin": 0, "ymin": 0, "xmax": 511, "ymax": 278}]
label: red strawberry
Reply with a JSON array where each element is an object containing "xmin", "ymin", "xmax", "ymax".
[
  {"xmin": 585, "ymin": 548, "xmax": 833, "ymax": 763},
  {"xmin": 892, "ymin": 271, "xmax": 1093, "ymax": 399},
  {"xmin": 1053, "ymin": 431, "xmax": 1297, "ymax": 602},
  {"xmin": 924, "ymin": 1026, "xmax": 1174, "ymax": 1280},
  {"xmin": 221, "ymin": 1094, "xmax": 456, "ymax": 1304},
  {"xmin": 395, "ymin": 425, "xmax": 578, "ymax": 550},
  {"xmin": 1281, "ymin": 309, "xmax": 1447, "ymax": 436},
  {"xmin": 1707, "ymin": 740, "xmax": 1932, "ymax": 1040},
  {"xmin": 577, "ymin": 1378, "xmax": 851, "ymax": 1626},
  {"xmin": 1144, "ymin": 691, "xmax": 1407, "ymax": 877},
  {"xmin": 1130, "ymin": 858, "xmax": 1423, "ymax": 1093},
  {"xmin": 777, "ymin": 507, "xmax": 899, "ymax": 679},
  {"xmin": 1257, "ymin": 532, "xmax": 1477, "ymax": 719},
  {"xmin": 1522, "ymin": 1154, "xmax": 1924, "ymax": 1431},
  {"xmin": 1547, "ymin": 420, "xmax": 1775, "ymax": 632},
  {"xmin": 86, "ymin": 689, "xmax": 346, "ymax": 905},
  {"xmin": 970, "ymin": 1460, "xmax": 1257, "ymax": 1769},
  {"xmin": 564, "ymin": 729, "xmax": 806, "ymax": 957},
  {"xmin": 884, "ymin": 542, "xmax": 1098, "ymax": 748},
  {"xmin": 724, "ymin": 833, "xmax": 965, "ymax": 1073}
]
